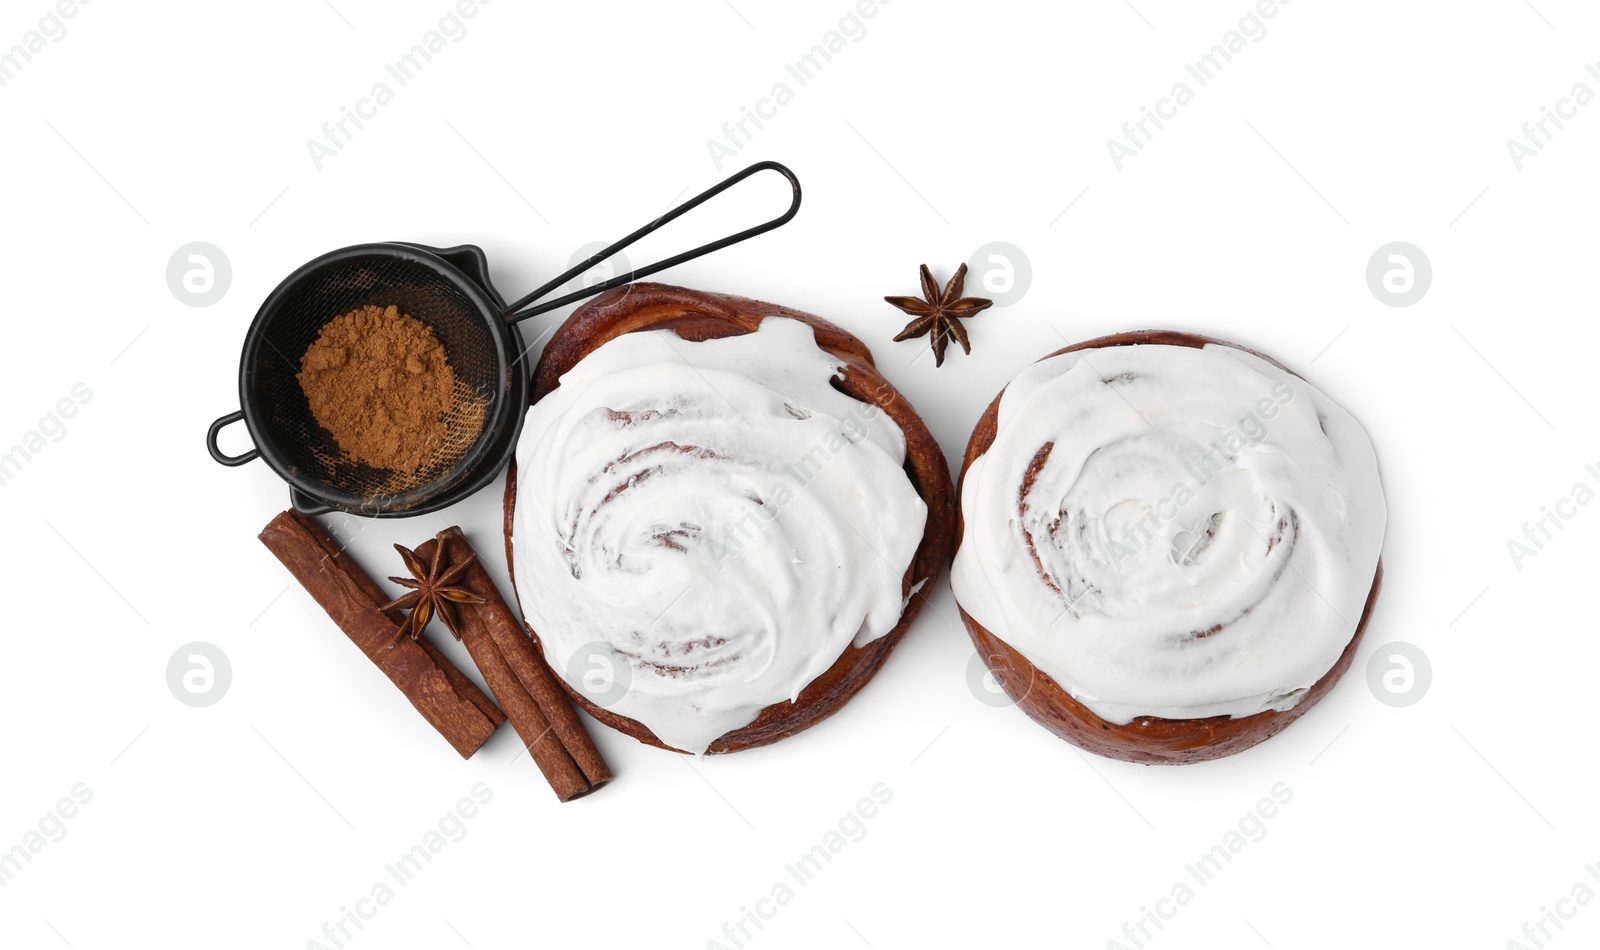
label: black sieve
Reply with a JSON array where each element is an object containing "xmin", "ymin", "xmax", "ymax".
[{"xmin": 207, "ymin": 161, "xmax": 800, "ymax": 518}]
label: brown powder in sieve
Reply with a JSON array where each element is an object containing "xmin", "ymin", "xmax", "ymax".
[{"xmin": 298, "ymin": 304, "xmax": 482, "ymax": 475}]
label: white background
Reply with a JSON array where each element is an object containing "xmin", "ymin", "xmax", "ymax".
[{"xmin": 1, "ymin": 1, "xmax": 1595, "ymax": 947}]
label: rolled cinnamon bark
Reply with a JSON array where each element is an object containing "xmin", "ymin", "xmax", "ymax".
[
  {"xmin": 421, "ymin": 529, "xmax": 612, "ymax": 801},
  {"xmin": 258, "ymin": 510, "xmax": 504, "ymax": 759}
]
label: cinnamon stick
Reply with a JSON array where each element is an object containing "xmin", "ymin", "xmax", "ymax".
[
  {"xmin": 420, "ymin": 528, "xmax": 613, "ymax": 801},
  {"xmin": 259, "ymin": 510, "xmax": 504, "ymax": 758}
]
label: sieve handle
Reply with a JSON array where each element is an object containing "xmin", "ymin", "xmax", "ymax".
[
  {"xmin": 502, "ymin": 161, "xmax": 801, "ymax": 323},
  {"xmin": 207, "ymin": 410, "xmax": 261, "ymax": 467}
]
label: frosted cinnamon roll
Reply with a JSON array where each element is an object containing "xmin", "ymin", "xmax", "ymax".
[
  {"xmin": 505, "ymin": 284, "xmax": 955, "ymax": 755},
  {"xmin": 951, "ymin": 330, "xmax": 1385, "ymax": 763}
]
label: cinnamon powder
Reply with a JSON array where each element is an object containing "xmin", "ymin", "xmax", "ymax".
[{"xmin": 298, "ymin": 304, "xmax": 480, "ymax": 474}]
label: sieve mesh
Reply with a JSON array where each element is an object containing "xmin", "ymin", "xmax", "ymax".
[{"xmin": 245, "ymin": 254, "xmax": 506, "ymax": 510}]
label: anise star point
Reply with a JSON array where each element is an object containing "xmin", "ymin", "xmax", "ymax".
[
  {"xmin": 886, "ymin": 262, "xmax": 994, "ymax": 367},
  {"xmin": 383, "ymin": 539, "xmax": 485, "ymax": 643}
]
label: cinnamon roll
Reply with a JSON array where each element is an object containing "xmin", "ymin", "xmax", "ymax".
[
  {"xmin": 505, "ymin": 284, "xmax": 955, "ymax": 755},
  {"xmin": 951, "ymin": 330, "xmax": 1385, "ymax": 763}
]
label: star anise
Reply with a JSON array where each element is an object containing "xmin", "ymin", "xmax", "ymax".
[
  {"xmin": 886, "ymin": 263, "xmax": 994, "ymax": 367},
  {"xmin": 383, "ymin": 540, "xmax": 485, "ymax": 642}
]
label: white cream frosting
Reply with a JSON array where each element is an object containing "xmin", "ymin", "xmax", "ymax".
[
  {"xmin": 511, "ymin": 317, "xmax": 928, "ymax": 754},
  {"xmin": 950, "ymin": 342, "xmax": 1385, "ymax": 724}
]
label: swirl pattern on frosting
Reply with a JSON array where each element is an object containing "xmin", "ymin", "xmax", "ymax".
[
  {"xmin": 951, "ymin": 342, "xmax": 1385, "ymax": 724},
  {"xmin": 512, "ymin": 317, "xmax": 927, "ymax": 754}
]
